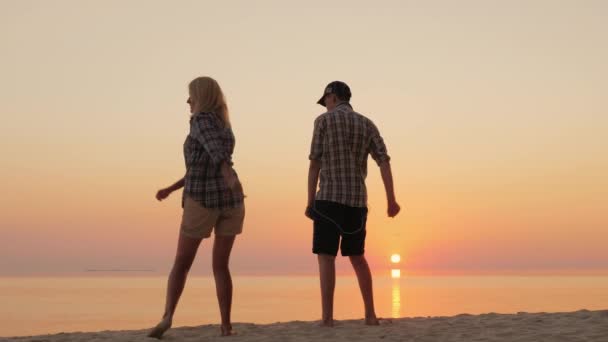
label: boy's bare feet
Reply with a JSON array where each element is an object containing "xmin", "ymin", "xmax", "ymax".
[
  {"xmin": 147, "ymin": 317, "xmax": 172, "ymax": 339},
  {"xmin": 221, "ymin": 324, "xmax": 236, "ymax": 336},
  {"xmin": 319, "ymin": 319, "xmax": 334, "ymax": 327}
]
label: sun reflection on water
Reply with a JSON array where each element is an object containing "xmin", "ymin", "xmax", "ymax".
[
  {"xmin": 391, "ymin": 278, "xmax": 401, "ymax": 318},
  {"xmin": 391, "ymin": 269, "xmax": 401, "ymax": 278}
]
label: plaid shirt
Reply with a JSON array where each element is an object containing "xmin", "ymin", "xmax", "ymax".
[
  {"xmin": 309, "ymin": 102, "xmax": 390, "ymax": 207},
  {"xmin": 183, "ymin": 112, "xmax": 244, "ymax": 209}
]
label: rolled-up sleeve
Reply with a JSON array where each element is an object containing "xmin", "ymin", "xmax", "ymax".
[
  {"xmin": 368, "ymin": 121, "xmax": 391, "ymax": 166},
  {"xmin": 190, "ymin": 114, "xmax": 230, "ymax": 165},
  {"xmin": 309, "ymin": 116, "xmax": 325, "ymax": 161}
]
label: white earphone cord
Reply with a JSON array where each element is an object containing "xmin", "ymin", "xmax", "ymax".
[{"xmin": 310, "ymin": 205, "xmax": 366, "ymax": 235}]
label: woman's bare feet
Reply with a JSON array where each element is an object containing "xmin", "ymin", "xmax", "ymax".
[
  {"xmin": 220, "ymin": 324, "xmax": 236, "ymax": 336},
  {"xmin": 147, "ymin": 317, "xmax": 172, "ymax": 339},
  {"xmin": 365, "ymin": 315, "xmax": 380, "ymax": 325}
]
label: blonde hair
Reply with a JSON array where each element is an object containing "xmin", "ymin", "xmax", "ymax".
[{"xmin": 189, "ymin": 76, "xmax": 230, "ymax": 128}]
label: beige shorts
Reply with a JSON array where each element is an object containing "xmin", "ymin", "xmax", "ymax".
[{"xmin": 180, "ymin": 196, "xmax": 245, "ymax": 239}]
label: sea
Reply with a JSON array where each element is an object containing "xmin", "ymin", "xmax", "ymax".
[{"xmin": 1, "ymin": 275, "xmax": 607, "ymax": 337}]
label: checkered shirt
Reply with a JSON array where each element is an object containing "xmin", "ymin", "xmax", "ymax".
[
  {"xmin": 309, "ymin": 102, "xmax": 390, "ymax": 207},
  {"xmin": 183, "ymin": 112, "xmax": 244, "ymax": 209}
]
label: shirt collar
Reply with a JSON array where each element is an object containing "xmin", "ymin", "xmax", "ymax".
[{"xmin": 335, "ymin": 101, "xmax": 352, "ymax": 110}]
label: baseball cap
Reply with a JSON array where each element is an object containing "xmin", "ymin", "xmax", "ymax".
[{"xmin": 317, "ymin": 81, "xmax": 352, "ymax": 107}]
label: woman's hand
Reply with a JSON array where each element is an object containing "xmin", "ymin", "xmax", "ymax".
[
  {"xmin": 156, "ymin": 188, "xmax": 172, "ymax": 201},
  {"xmin": 155, "ymin": 178, "xmax": 185, "ymax": 202},
  {"xmin": 221, "ymin": 163, "xmax": 239, "ymax": 190}
]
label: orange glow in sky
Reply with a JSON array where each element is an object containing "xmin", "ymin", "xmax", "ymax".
[{"xmin": 1, "ymin": 1, "xmax": 607, "ymax": 276}]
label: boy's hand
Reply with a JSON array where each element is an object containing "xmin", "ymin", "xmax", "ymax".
[
  {"xmin": 388, "ymin": 201, "xmax": 401, "ymax": 217},
  {"xmin": 305, "ymin": 205, "xmax": 314, "ymax": 219}
]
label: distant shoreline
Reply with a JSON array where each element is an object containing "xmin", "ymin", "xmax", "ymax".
[
  {"xmin": 84, "ymin": 269, "xmax": 155, "ymax": 272},
  {"xmin": 2, "ymin": 271, "xmax": 608, "ymax": 278}
]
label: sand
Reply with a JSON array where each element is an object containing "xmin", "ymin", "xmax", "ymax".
[{"xmin": 3, "ymin": 310, "xmax": 607, "ymax": 341}]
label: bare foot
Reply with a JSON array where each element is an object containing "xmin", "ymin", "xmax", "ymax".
[
  {"xmin": 147, "ymin": 317, "xmax": 172, "ymax": 339},
  {"xmin": 319, "ymin": 319, "xmax": 334, "ymax": 327},
  {"xmin": 365, "ymin": 316, "xmax": 392, "ymax": 325},
  {"xmin": 221, "ymin": 324, "xmax": 236, "ymax": 336},
  {"xmin": 365, "ymin": 317, "xmax": 379, "ymax": 325}
]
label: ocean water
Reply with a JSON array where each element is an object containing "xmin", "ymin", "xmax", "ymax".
[{"xmin": 1, "ymin": 275, "xmax": 607, "ymax": 337}]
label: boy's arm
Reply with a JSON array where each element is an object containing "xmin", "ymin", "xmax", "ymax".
[
  {"xmin": 379, "ymin": 161, "xmax": 400, "ymax": 217},
  {"xmin": 306, "ymin": 117, "xmax": 324, "ymax": 218},
  {"xmin": 307, "ymin": 160, "xmax": 321, "ymax": 208},
  {"xmin": 306, "ymin": 160, "xmax": 321, "ymax": 218},
  {"xmin": 369, "ymin": 120, "xmax": 400, "ymax": 217}
]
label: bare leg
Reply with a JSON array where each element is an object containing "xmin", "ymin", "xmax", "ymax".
[
  {"xmin": 317, "ymin": 253, "xmax": 336, "ymax": 327},
  {"xmin": 349, "ymin": 255, "xmax": 379, "ymax": 325},
  {"xmin": 148, "ymin": 234, "xmax": 203, "ymax": 338},
  {"xmin": 213, "ymin": 235, "xmax": 237, "ymax": 336}
]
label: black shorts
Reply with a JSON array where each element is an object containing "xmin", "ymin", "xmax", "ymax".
[{"xmin": 310, "ymin": 200, "xmax": 368, "ymax": 257}]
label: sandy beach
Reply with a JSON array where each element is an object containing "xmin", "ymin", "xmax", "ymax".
[{"xmin": 3, "ymin": 310, "xmax": 607, "ymax": 342}]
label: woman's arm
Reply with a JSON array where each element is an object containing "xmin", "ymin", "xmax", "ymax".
[
  {"xmin": 220, "ymin": 162, "xmax": 239, "ymax": 190},
  {"xmin": 191, "ymin": 114, "xmax": 241, "ymax": 190},
  {"xmin": 191, "ymin": 114, "xmax": 231, "ymax": 166},
  {"xmin": 156, "ymin": 177, "xmax": 185, "ymax": 201}
]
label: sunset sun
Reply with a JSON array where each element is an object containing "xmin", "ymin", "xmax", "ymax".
[{"xmin": 390, "ymin": 254, "xmax": 401, "ymax": 263}]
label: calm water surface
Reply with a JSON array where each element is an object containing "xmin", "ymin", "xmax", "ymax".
[{"xmin": 1, "ymin": 275, "xmax": 607, "ymax": 337}]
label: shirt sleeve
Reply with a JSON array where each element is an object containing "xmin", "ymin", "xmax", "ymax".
[
  {"xmin": 368, "ymin": 120, "xmax": 391, "ymax": 166},
  {"xmin": 190, "ymin": 113, "xmax": 231, "ymax": 165},
  {"xmin": 308, "ymin": 116, "xmax": 325, "ymax": 161}
]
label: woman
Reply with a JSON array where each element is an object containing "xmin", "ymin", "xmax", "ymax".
[{"xmin": 149, "ymin": 76, "xmax": 245, "ymax": 338}]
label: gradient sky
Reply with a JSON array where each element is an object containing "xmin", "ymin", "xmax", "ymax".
[{"xmin": 1, "ymin": 0, "xmax": 607, "ymax": 276}]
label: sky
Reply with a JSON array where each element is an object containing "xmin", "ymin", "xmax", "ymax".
[{"xmin": 1, "ymin": 0, "xmax": 607, "ymax": 276}]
